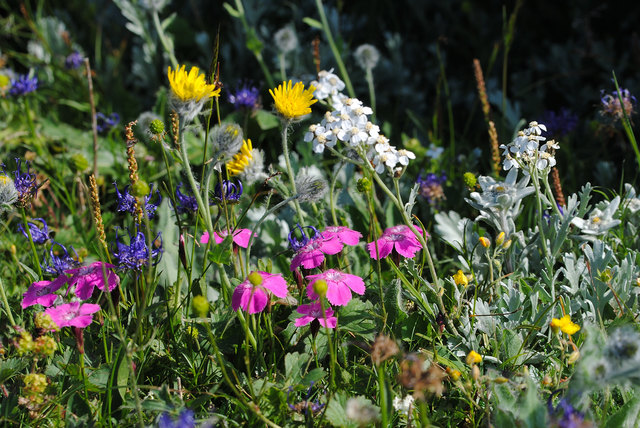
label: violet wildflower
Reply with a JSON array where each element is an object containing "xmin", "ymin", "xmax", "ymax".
[
  {"xmin": 367, "ymin": 225, "xmax": 425, "ymax": 260},
  {"xmin": 6, "ymin": 158, "xmax": 38, "ymax": 206},
  {"xmin": 287, "ymin": 382, "xmax": 326, "ymax": 415},
  {"xmin": 547, "ymin": 394, "xmax": 588, "ymax": 428},
  {"xmin": 600, "ymin": 88, "xmax": 636, "ymax": 121},
  {"xmin": 158, "ymin": 408, "xmax": 196, "ymax": 428},
  {"xmin": 64, "ymin": 51, "xmax": 84, "ymax": 70},
  {"xmin": 416, "ymin": 173, "xmax": 447, "ymax": 207},
  {"xmin": 9, "ymin": 74, "xmax": 38, "ymax": 96},
  {"xmin": 44, "ymin": 301, "xmax": 101, "ymax": 328},
  {"xmin": 112, "ymin": 228, "xmax": 163, "ymax": 271},
  {"xmin": 306, "ymin": 269, "xmax": 365, "ymax": 306},
  {"xmin": 295, "ymin": 302, "xmax": 337, "ymax": 328},
  {"xmin": 232, "ymin": 271, "xmax": 288, "ymax": 314},
  {"xmin": 288, "ymin": 224, "xmax": 343, "ymax": 270},
  {"xmin": 200, "ymin": 228, "xmax": 254, "ymax": 248},
  {"xmin": 114, "ymin": 182, "xmax": 162, "ymax": 219},
  {"xmin": 41, "ymin": 241, "xmax": 80, "ymax": 276},
  {"xmin": 95, "ymin": 112, "xmax": 120, "ymax": 133},
  {"xmin": 211, "ymin": 179, "xmax": 243, "ymax": 204},
  {"xmin": 228, "ymin": 81, "xmax": 260, "ymax": 110},
  {"xmin": 174, "ymin": 183, "xmax": 198, "ymax": 214},
  {"xmin": 22, "ymin": 275, "xmax": 67, "ymax": 308},
  {"xmin": 64, "ymin": 261, "xmax": 120, "ymax": 300},
  {"xmin": 541, "ymin": 108, "xmax": 578, "ymax": 138},
  {"xmin": 18, "ymin": 218, "xmax": 51, "ymax": 244}
]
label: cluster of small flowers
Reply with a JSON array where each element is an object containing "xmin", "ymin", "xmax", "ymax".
[
  {"xmin": 500, "ymin": 121, "xmax": 559, "ymax": 173},
  {"xmin": 600, "ymin": 88, "xmax": 636, "ymax": 121},
  {"xmin": 306, "ymin": 70, "xmax": 415, "ymax": 175}
]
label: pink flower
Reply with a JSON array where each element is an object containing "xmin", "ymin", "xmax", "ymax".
[
  {"xmin": 232, "ymin": 271, "xmax": 289, "ymax": 314},
  {"xmin": 200, "ymin": 228, "xmax": 255, "ymax": 248},
  {"xmin": 367, "ymin": 225, "xmax": 426, "ymax": 260},
  {"xmin": 22, "ymin": 275, "xmax": 67, "ymax": 308},
  {"xmin": 44, "ymin": 301, "xmax": 101, "ymax": 328},
  {"xmin": 321, "ymin": 226, "xmax": 362, "ymax": 247},
  {"xmin": 295, "ymin": 302, "xmax": 337, "ymax": 328},
  {"xmin": 306, "ymin": 269, "xmax": 365, "ymax": 306},
  {"xmin": 65, "ymin": 262, "xmax": 120, "ymax": 300}
]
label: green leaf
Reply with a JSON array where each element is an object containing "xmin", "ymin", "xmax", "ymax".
[
  {"xmin": 604, "ymin": 395, "xmax": 640, "ymax": 428},
  {"xmin": 285, "ymin": 352, "xmax": 309, "ymax": 385},
  {"xmin": 222, "ymin": 2, "xmax": 240, "ymax": 18},
  {"xmin": 255, "ymin": 110, "xmax": 280, "ymax": 130},
  {"xmin": 303, "ymin": 17, "xmax": 323, "ymax": 29}
]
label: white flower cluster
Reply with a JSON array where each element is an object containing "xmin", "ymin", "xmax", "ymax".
[
  {"xmin": 392, "ymin": 394, "xmax": 414, "ymax": 416},
  {"xmin": 305, "ymin": 70, "xmax": 415, "ymax": 175},
  {"xmin": 500, "ymin": 121, "xmax": 559, "ymax": 173}
]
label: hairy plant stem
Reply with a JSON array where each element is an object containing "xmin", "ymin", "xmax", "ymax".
[
  {"xmin": 365, "ymin": 67, "xmax": 376, "ymax": 121},
  {"xmin": 320, "ymin": 297, "xmax": 337, "ymax": 389},
  {"xmin": 612, "ymin": 71, "xmax": 640, "ymax": 170},
  {"xmin": 151, "ymin": 9, "xmax": 178, "ymax": 68},
  {"xmin": 280, "ymin": 120, "xmax": 305, "ymax": 223}
]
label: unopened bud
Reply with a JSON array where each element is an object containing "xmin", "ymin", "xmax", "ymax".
[
  {"xmin": 479, "ymin": 237, "xmax": 490, "ymax": 248},
  {"xmin": 149, "ymin": 119, "xmax": 165, "ymax": 135},
  {"xmin": 495, "ymin": 232, "xmax": 505, "ymax": 246},
  {"xmin": 568, "ymin": 350, "xmax": 580, "ymax": 364},
  {"xmin": 131, "ymin": 180, "xmax": 150, "ymax": 198},
  {"xmin": 356, "ymin": 177, "xmax": 371, "ymax": 193},
  {"xmin": 313, "ymin": 279, "xmax": 328, "ymax": 298},
  {"xmin": 248, "ymin": 271, "xmax": 263, "ymax": 286},
  {"xmin": 494, "ymin": 376, "xmax": 508, "ymax": 384},
  {"xmin": 192, "ymin": 295, "xmax": 209, "ymax": 317},
  {"xmin": 502, "ymin": 239, "xmax": 512, "ymax": 250},
  {"xmin": 471, "ymin": 364, "xmax": 480, "ymax": 381}
]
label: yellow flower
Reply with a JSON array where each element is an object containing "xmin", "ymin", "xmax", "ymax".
[
  {"xmin": 227, "ymin": 139, "xmax": 254, "ymax": 176},
  {"xmin": 550, "ymin": 315, "xmax": 580, "ymax": 336},
  {"xmin": 452, "ymin": 270, "xmax": 469, "ymax": 287},
  {"xmin": 269, "ymin": 80, "xmax": 317, "ymax": 119},
  {"xmin": 167, "ymin": 65, "xmax": 220, "ymax": 102},
  {"xmin": 466, "ymin": 350, "xmax": 482, "ymax": 365}
]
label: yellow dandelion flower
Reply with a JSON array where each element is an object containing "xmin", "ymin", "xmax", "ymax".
[
  {"xmin": 167, "ymin": 65, "xmax": 220, "ymax": 102},
  {"xmin": 452, "ymin": 270, "xmax": 469, "ymax": 287},
  {"xmin": 550, "ymin": 315, "xmax": 580, "ymax": 336},
  {"xmin": 269, "ymin": 80, "xmax": 317, "ymax": 119},
  {"xmin": 466, "ymin": 350, "xmax": 482, "ymax": 365},
  {"xmin": 227, "ymin": 139, "xmax": 254, "ymax": 176}
]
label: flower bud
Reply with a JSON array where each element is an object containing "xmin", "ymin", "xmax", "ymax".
[
  {"xmin": 131, "ymin": 180, "xmax": 150, "ymax": 198},
  {"xmin": 466, "ymin": 350, "xmax": 482, "ymax": 365},
  {"xmin": 568, "ymin": 350, "xmax": 580, "ymax": 364},
  {"xmin": 495, "ymin": 232, "xmax": 505, "ymax": 246},
  {"xmin": 192, "ymin": 295, "xmax": 209, "ymax": 317},
  {"xmin": 452, "ymin": 270, "xmax": 469, "ymax": 287},
  {"xmin": 446, "ymin": 367, "xmax": 461, "ymax": 381},
  {"xmin": 312, "ymin": 279, "xmax": 328, "ymax": 298},
  {"xmin": 149, "ymin": 119, "xmax": 165, "ymax": 135},
  {"xmin": 494, "ymin": 376, "xmax": 509, "ymax": 384},
  {"xmin": 471, "ymin": 364, "xmax": 480, "ymax": 381},
  {"xmin": 463, "ymin": 172, "xmax": 477, "ymax": 189},
  {"xmin": 502, "ymin": 239, "xmax": 512, "ymax": 250},
  {"xmin": 478, "ymin": 237, "xmax": 490, "ymax": 248},
  {"xmin": 356, "ymin": 177, "xmax": 371, "ymax": 193}
]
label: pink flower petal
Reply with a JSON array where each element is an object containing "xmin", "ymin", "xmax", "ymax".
[
  {"xmin": 326, "ymin": 282, "xmax": 352, "ymax": 306},
  {"xmin": 394, "ymin": 238, "xmax": 422, "ymax": 258},
  {"xmin": 242, "ymin": 287, "xmax": 268, "ymax": 314},
  {"xmin": 368, "ymin": 239, "xmax": 393, "ymax": 259},
  {"xmin": 291, "ymin": 250, "xmax": 325, "ymax": 270},
  {"xmin": 200, "ymin": 231, "xmax": 210, "ymax": 244},
  {"xmin": 323, "ymin": 226, "xmax": 362, "ymax": 246},
  {"xmin": 294, "ymin": 315, "xmax": 315, "ymax": 327},
  {"xmin": 232, "ymin": 229, "xmax": 254, "ymax": 248},
  {"xmin": 318, "ymin": 316, "xmax": 337, "ymax": 329},
  {"xmin": 262, "ymin": 273, "xmax": 288, "ymax": 299},
  {"xmin": 319, "ymin": 237, "xmax": 343, "ymax": 255},
  {"xmin": 344, "ymin": 273, "xmax": 365, "ymax": 295},
  {"xmin": 213, "ymin": 232, "xmax": 225, "ymax": 244},
  {"xmin": 232, "ymin": 282, "xmax": 250, "ymax": 311}
]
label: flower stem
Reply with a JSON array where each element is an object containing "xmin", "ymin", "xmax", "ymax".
[
  {"xmin": 23, "ymin": 97, "xmax": 37, "ymax": 142},
  {"xmin": 320, "ymin": 297, "xmax": 337, "ymax": 389},
  {"xmin": 280, "ymin": 120, "xmax": 305, "ymax": 223},
  {"xmin": 20, "ymin": 208, "xmax": 43, "ymax": 280},
  {"xmin": 365, "ymin": 67, "xmax": 376, "ymax": 122},
  {"xmin": 314, "ymin": 0, "xmax": 355, "ymax": 98},
  {"xmin": 0, "ymin": 276, "xmax": 16, "ymax": 327},
  {"xmin": 152, "ymin": 10, "xmax": 178, "ymax": 69},
  {"xmin": 612, "ymin": 71, "xmax": 640, "ymax": 170}
]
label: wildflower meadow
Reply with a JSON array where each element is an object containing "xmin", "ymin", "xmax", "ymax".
[{"xmin": 3, "ymin": 1, "xmax": 640, "ymax": 426}]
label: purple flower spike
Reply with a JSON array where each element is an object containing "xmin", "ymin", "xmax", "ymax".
[
  {"xmin": 112, "ymin": 228, "xmax": 163, "ymax": 271},
  {"xmin": 9, "ymin": 74, "xmax": 38, "ymax": 96},
  {"xmin": 18, "ymin": 218, "xmax": 51, "ymax": 244},
  {"xmin": 41, "ymin": 241, "xmax": 80, "ymax": 276},
  {"xmin": 228, "ymin": 81, "xmax": 260, "ymax": 110}
]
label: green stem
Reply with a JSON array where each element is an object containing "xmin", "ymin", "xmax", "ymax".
[
  {"xmin": 23, "ymin": 97, "xmax": 37, "ymax": 142},
  {"xmin": 246, "ymin": 195, "xmax": 298, "ymax": 265},
  {"xmin": 378, "ymin": 363, "xmax": 388, "ymax": 427},
  {"xmin": 0, "ymin": 276, "xmax": 16, "ymax": 327},
  {"xmin": 20, "ymin": 208, "xmax": 43, "ymax": 280},
  {"xmin": 320, "ymin": 297, "xmax": 337, "ymax": 389},
  {"xmin": 280, "ymin": 120, "xmax": 305, "ymax": 223},
  {"xmin": 314, "ymin": 0, "xmax": 355, "ymax": 97},
  {"xmin": 279, "ymin": 53, "xmax": 287, "ymax": 81},
  {"xmin": 612, "ymin": 71, "xmax": 640, "ymax": 170},
  {"xmin": 365, "ymin": 67, "xmax": 376, "ymax": 121}
]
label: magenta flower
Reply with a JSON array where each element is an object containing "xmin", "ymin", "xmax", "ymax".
[
  {"xmin": 306, "ymin": 269, "xmax": 365, "ymax": 306},
  {"xmin": 232, "ymin": 271, "xmax": 289, "ymax": 314},
  {"xmin": 367, "ymin": 225, "xmax": 426, "ymax": 260},
  {"xmin": 65, "ymin": 262, "xmax": 120, "ymax": 300},
  {"xmin": 44, "ymin": 301, "xmax": 101, "ymax": 328},
  {"xmin": 200, "ymin": 228, "xmax": 254, "ymax": 248},
  {"xmin": 295, "ymin": 302, "xmax": 337, "ymax": 328},
  {"xmin": 288, "ymin": 225, "xmax": 343, "ymax": 271},
  {"xmin": 321, "ymin": 226, "xmax": 362, "ymax": 247},
  {"xmin": 22, "ymin": 275, "xmax": 67, "ymax": 308}
]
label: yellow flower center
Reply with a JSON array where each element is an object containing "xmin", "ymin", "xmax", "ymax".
[{"xmin": 269, "ymin": 80, "xmax": 317, "ymax": 119}]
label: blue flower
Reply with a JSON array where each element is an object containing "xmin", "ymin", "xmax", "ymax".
[
  {"xmin": 287, "ymin": 224, "xmax": 321, "ymax": 252},
  {"xmin": 174, "ymin": 183, "xmax": 198, "ymax": 214},
  {"xmin": 158, "ymin": 408, "xmax": 195, "ymax": 428},
  {"xmin": 228, "ymin": 82, "xmax": 259, "ymax": 110},
  {"xmin": 112, "ymin": 228, "xmax": 162, "ymax": 271},
  {"xmin": 541, "ymin": 108, "xmax": 578, "ymax": 138},
  {"xmin": 18, "ymin": 218, "xmax": 51, "ymax": 244},
  {"xmin": 65, "ymin": 51, "xmax": 84, "ymax": 70},
  {"xmin": 211, "ymin": 180, "xmax": 242, "ymax": 205},
  {"xmin": 114, "ymin": 182, "xmax": 162, "ymax": 219},
  {"xmin": 547, "ymin": 392, "xmax": 587, "ymax": 428},
  {"xmin": 416, "ymin": 172, "xmax": 446, "ymax": 207},
  {"xmin": 9, "ymin": 74, "xmax": 38, "ymax": 96},
  {"xmin": 96, "ymin": 112, "xmax": 120, "ymax": 133},
  {"xmin": 2, "ymin": 158, "xmax": 38, "ymax": 206},
  {"xmin": 41, "ymin": 241, "xmax": 80, "ymax": 276}
]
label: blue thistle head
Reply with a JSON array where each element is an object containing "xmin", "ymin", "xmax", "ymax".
[
  {"xmin": 41, "ymin": 241, "xmax": 80, "ymax": 276},
  {"xmin": 112, "ymin": 228, "xmax": 163, "ymax": 271},
  {"xmin": 287, "ymin": 224, "xmax": 321, "ymax": 252},
  {"xmin": 95, "ymin": 112, "xmax": 120, "ymax": 133},
  {"xmin": 174, "ymin": 183, "xmax": 198, "ymax": 214},
  {"xmin": 114, "ymin": 182, "xmax": 162, "ymax": 219},
  {"xmin": 416, "ymin": 172, "xmax": 446, "ymax": 207},
  {"xmin": 65, "ymin": 51, "xmax": 84, "ymax": 70},
  {"xmin": 228, "ymin": 81, "xmax": 260, "ymax": 110},
  {"xmin": 9, "ymin": 74, "xmax": 38, "ymax": 96},
  {"xmin": 212, "ymin": 179, "xmax": 243, "ymax": 205}
]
